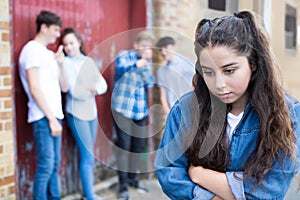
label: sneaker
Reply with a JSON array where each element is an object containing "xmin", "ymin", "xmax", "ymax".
[
  {"xmin": 129, "ymin": 182, "xmax": 149, "ymax": 194},
  {"xmin": 118, "ymin": 188, "xmax": 129, "ymax": 200}
]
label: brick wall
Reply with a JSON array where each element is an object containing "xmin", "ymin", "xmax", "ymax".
[
  {"xmin": 0, "ymin": 0, "xmax": 16, "ymax": 199},
  {"xmin": 152, "ymin": 0, "xmax": 199, "ymax": 59},
  {"xmin": 151, "ymin": 0, "xmax": 236, "ymax": 58}
]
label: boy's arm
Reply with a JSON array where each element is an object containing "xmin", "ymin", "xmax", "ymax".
[
  {"xmin": 115, "ymin": 51, "xmax": 149, "ymax": 77},
  {"xmin": 115, "ymin": 51, "xmax": 136, "ymax": 76},
  {"xmin": 27, "ymin": 68, "xmax": 62, "ymax": 136}
]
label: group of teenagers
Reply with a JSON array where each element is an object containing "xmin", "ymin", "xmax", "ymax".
[{"xmin": 19, "ymin": 9, "xmax": 300, "ymax": 200}]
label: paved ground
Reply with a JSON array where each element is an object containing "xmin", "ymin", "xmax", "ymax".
[
  {"xmin": 62, "ymin": 177, "xmax": 168, "ymax": 200},
  {"xmin": 96, "ymin": 178, "xmax": 168, "ymax": 200},
  {"xmin": 285, "ymin": 173, "xmax": 300, "ymax": 200},
  {"xmin": 63, "ymin": 174, "xmax": 300, "ymax": 200}
]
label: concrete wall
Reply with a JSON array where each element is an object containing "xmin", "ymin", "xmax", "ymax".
[{"xmin": 270, "ymin": 0, "xmax": 300, "ymax": 100}]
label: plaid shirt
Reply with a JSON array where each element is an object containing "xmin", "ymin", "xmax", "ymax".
[{"xmin": 111, "ymin": 50, "xmax": 155, "ymax": 120}]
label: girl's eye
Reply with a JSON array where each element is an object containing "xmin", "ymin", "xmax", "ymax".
[
  {"xmin": 203, "ymin": 70, "xmax": 214, "ymax": 76},
  {"xmin": 224, "ymin": 68, "xmax": 235, "ymax": 74}
]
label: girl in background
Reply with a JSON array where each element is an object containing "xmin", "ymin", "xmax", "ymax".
[{"xmin": 61, "ymin": 28, "xmax": 107, "ymax": 200}]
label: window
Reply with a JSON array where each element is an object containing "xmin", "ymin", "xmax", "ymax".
[
  {"xmin": 253, "ymin": 0, "xmax": 272, "ymax": 34},
  {"xmin": 208, "ymin": 0, "xmax": 226, "ymax": 11},
  {"xmin": 285, "ymin": 3, "xmax": 297, "ymax": 50},
  {"xmin": 208, "ymin": 0, "xmax": 238, "ymax": 13}
]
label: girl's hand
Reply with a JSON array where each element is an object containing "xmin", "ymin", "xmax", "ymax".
[{"xmin": 55, "ymin": 45, "xmax": 65, "ymax": 67}]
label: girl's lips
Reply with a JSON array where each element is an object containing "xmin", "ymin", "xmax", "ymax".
[{"xmin": 219, "ymin": 92, "xmax": 231, "ymax": 99}]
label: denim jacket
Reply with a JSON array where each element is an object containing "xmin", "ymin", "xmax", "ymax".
[{"xmin": 155, "ymin": 92, "xmax": 300, "ymax": 200}]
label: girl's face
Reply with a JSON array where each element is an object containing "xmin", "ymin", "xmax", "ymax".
[
  {"xmin": 62, "ymin": 33, "xmax": 81, "ymax": 57},
  {"xmin": 199, "ymin": 46, "xmax": 252, "ymax": 113}
]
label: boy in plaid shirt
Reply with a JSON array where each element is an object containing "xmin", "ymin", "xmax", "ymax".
[{"xmin": 111, "ymin": 31, "xmax": 155, "ymax": 200}]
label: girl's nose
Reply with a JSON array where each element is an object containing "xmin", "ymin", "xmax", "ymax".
[{"xmin": 215, "ymin": 74, "xmax": 226, "ymax": 89}]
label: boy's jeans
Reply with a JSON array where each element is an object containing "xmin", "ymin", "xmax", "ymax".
[{"xmin": 32, "ymin": 117, "xmax": 62, "ymax": 200}]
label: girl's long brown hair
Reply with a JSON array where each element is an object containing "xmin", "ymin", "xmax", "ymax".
[{"xmin": 185, "ymin": 11, "xmax": 296, "ymax": 188}]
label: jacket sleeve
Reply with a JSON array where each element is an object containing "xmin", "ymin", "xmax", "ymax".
[
  {"xmin": 227, "ymin": 98, "xmax": 300, "ymax": 199},
  {"xmin": 154, "ymin": 102, "xmax": 215, "ymax": 200}
]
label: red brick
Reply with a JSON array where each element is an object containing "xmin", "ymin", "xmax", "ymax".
[
  {"xmin": 0, "ymin": 89, "xmax": 11, "ymax": 98},
  {"xmin": 0, "ymin": 187, "xmax": 5, "ymax": 197},
  {"xmin": 154, "ymin": 1, "xmax": 166, "ymax": 8},
  {"xmin": 0, "ymin": 67, "xmax": 11, "ymax": 75},
  {"xmin": 4, "ymin": 100, "xmax": 11, "ymax": 109},
  {"xmin": 4, "ymin": 122, "xmax": 12, "ymax": 131},
  {"xmin": 1, "ymin": 33, "xmax": 9, "ymax": 42},
  {"xmin": 8, "ymin": 185, "xmax": 15, "ymax": 195},
  {"xmin": 0, "ymin": 22, "xmax": 9, "ymax": 30},
  {"xmin": 0, "ymin": 111, "xmax": 12, "ymax": 120},
  {"xmin": 0, "ymin": 165, "xmax": 5, "ymax": 177},
  {"xmin": 0, "ymin": 175, "xmax": 14, "ymax": 187},
  {"xmin": 3, "ymin": 77, "xmax": 12, "ymax": 86}
]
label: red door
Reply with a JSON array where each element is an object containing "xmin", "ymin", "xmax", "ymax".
[{"xmin": 12, "ymin": 0, "xmax": 146, "ymax": 198}]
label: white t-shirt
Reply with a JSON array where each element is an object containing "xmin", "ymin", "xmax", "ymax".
[
  {"xmin": 226, "ymin": 112, "xmax": 244, "ymax": 142},
  {"xmin": 157, "ymin": 55, "xmax": 194, "ymax": 108},
  {"xmin": 19, "ymin": 40, "xmax": 64, "ymax": 123}
]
